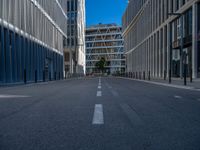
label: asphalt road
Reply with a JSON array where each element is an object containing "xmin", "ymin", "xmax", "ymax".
[{"xmin": 0, "ymin": 77, "xmax": 200, "ymax": 150}]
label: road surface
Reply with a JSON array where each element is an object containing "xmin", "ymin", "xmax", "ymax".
[{"xmin": 0, "ymin": 77, "xmax": 200, "ymax": 150}]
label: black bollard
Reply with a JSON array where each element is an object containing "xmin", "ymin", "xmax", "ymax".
[
  {"xmin": 190, "ymin": 69, "xmax": 192, "ymax": 83},
  {"xmin": 24, "ymin": 69, "xmax": 27, "ymax": 84},
  {"xmin": 49, "ymin": 72, "xmax": 51, "ymax": 81},
  {"xmin": 43, "ymin": 70, "xmax": 45, "ymax": 82},
  {"xmin": 55, "ymin": 72, "xmax": 56, "ymax": 80},
  {"xmin": 164, "ymin": 70, "xmax": 166, "ymax": 80},
  {"xmin": 35, "ymin": 70, "xmax": 37, "ymax": 83},
  {"xmin": 148, "ymin": 71, "xmax": 151, "ymax": 81}
]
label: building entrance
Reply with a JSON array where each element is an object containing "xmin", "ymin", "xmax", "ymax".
[{"xmin": 172, "ymin": 46, "xmax": 192, "ymax": 78}]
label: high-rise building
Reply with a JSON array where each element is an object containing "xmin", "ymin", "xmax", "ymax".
[
  {"xmin": 59, "ymin": 0, "xmax": 86, "ymax": 75},
  {"xmin": 86, "ymin": 24, "xmax": 125, "ymax": 75},
  {"xmin": 122, "ymin": 0, "xmax": 200, "ymax": 79},
  {"xmin": 0, "ymin": 0, "xmax": 67, "ymax": 84}
]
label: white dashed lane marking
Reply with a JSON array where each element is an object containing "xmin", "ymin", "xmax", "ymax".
[
  {"xmin": 97, "ymin": 91, "xmax": 102, "ymax": 97},
  {"xmin": 92, "ymin": 104, "xmax": 104, "ymax": 125},
  {"xmin": 98, "ymin": 85, "xmax": 101, "ymax": 89},
  {"xmin": 0, "ymin": 94, "xmax": 30, "ymax": 99},
  {"xmin": 174, "ymin": 95, "xmax": 182, "ymax": 99}
]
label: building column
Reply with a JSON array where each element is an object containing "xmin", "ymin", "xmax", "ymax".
[
  {"xmin": 155, "ymin": 33, "xmax": 158, "ymax": 77},
  {"xmin": 0, "ymin": 25, "xmax": 6, "ymax": 83},
  {"xmin": 163, "ymin": 27, "xmax": 166, "ymax": 78},
  {"xmin": 69, "ymin": 50, "xmax": 73, "ymax": 74},
  {"xmin": 152, "ymin": 35, "xmax": 155, "ymax": 77},
  {"xmin": 192, "ymin": 3, "xmax": 198, "ymax": 78},
  {"xmin": 167, "ymin": 23, "xmax": 171, "ymax": 78},
  {"xmin": 159, "ymin": 30, "xmax": 162, "ymax": 77},
  {"xmin": 147, "ymin": 39, "xmax": 149, "ymax": 73}
]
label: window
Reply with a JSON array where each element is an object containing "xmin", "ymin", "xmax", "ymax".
[
  {"xmin": 75, "ymin": 0, "xmax": 78, "ymax": 11},
  {"xmin": 198, "ymin": 3, "xmax": 200, "ymax": 73},
  {"xmin": 184, "ymin": 8, "xmax": 192, "ymax": 37},
  {"xmin": 176, "ymin": 0, "xmax": 179, "ymax": 11},
  {"xmin": 71, "ymin": 38, "xmax": 74, "ymax": 46},
  {"xmin": 67, "ymin": 38, "xmax": 70, "ymax": 45},
  {"xmin": 71, "ymin": 0, "xmax": 74, "ymax": 11},
  {"xmin": 67, "ymin": 1, "xmax": 70, "ymax": 11},
  {"xmin": 64, "ymin": 52, "xmax": 69, "ymax": 61},
  {"xmin": 0, "ymin": 27, "xmax": 1, "ymax": 45}
]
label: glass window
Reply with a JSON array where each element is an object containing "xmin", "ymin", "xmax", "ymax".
[
  {"xmin": 184, "ymin": 8, "xmax": 192, "ymax": 37},
  {"xmin": 198, "ymin": 3, "xmax": 200, "ymax": 74},
  {"xmin": 0, "ymin": 0, "xmax": 2, "ymax": 18},
  {"xmin": 71, "ymin": 38, "xmax": 74, "ymax": 46},
  {"xmin": 67, "ymin": 1, "xmax": 70, "ymax": 11},
  {"xmin": 75, "ymin": 0, "xmax": 77, "ymax": 11},
  {"xmin": 71, "ymin": 0, "xmax": 74, "ymax": 11},
  {"xmin": 198, "ymin": 3, "xmax": 200, "ymax": 33}
]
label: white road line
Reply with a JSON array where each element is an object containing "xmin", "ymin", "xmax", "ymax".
[
  {"xmin": 0, "ymin": 94, "xmax": 30, "ymax": 99},
  {"xmin": 98, "ymin": 85, "xmax": 101, "ymax": 89},
  {"xmin": 174, "ymin": 95, "xmax": 182, "ymax": 99},
  {"xmin": 97, "ymin": 91, "xmax": 102, "ymax": 97},
  {"xmin": 92, "ymin": 104, "xmax": 104, "ymax": 125},
  {"xmin": 99, "ymin": 78, "xmax": 101, "ymax": 84}
]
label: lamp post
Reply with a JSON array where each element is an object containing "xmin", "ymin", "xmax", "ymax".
[{"xmin": 168, "ymin": 12, "xmax": 187, "ymax": 85}]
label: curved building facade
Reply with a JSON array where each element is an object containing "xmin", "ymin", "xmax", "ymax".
[
  {"xmin": 0, "ymin": 0, "xmax": 67, "ymax": 84},
  {"xmin": 123, "ymin": 0, "xmax": 200, "ymax": 79}
]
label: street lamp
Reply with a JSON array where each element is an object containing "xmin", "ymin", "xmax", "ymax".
[{"xmin": 168, "ymin": 12, "xmax": 187, "ymax": 85}]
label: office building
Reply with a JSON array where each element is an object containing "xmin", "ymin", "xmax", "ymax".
[
  {"xmin": 122, "ymin": 0, "xmax": 200, "ymax": 79},
  {"xmin": 0, "ymin": 0, "xmax": 67, "ymax": 84},
  {"xmin": 86, "ymin": 24, "xmax": 125, "ymax": 74},
  {"xmin": 59, "ymin": 0, "xmax": 86, "ymax": 75}
]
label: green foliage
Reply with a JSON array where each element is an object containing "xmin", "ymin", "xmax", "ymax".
[{"xmin": 95, "ymin": 57, "xmax": 106, "ymax": 73}]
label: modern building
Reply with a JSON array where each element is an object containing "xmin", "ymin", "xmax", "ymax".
[
  {"xmin": 0, "ymin": 0, "xmax": 67, "ymax": 84},
  {"xmin": 122, "ymin": 0, "xmax": 200, "ymax": 79},
  {"xmin": 59, "ymin": 0, "xmax": 86, "ymax": 75},
  {"xmin": 86, "ymin": 24, "xmax": 125, "ymax": 75}
]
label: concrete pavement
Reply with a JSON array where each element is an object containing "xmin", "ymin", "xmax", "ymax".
[{"xmin": 0, "ymin": 77, "xmax": 200, "ymax": 150}]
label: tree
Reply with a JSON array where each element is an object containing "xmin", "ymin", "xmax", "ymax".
[{"xmin": 95, "ymin": 57, "xmax": 106, "ymax": 73}]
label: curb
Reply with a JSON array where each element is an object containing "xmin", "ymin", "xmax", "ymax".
[{"xmin": 117, "ymin": 77, "xmax": 200, "ymax": 92}]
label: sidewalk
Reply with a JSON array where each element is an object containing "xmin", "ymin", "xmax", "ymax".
[
  {"xmin": 118, "ymin": 76, "xmax": 200, "ymax": 91},
  {"xmin": 151, "ymin": 78, "xmax": 200, "ymax": 89}
]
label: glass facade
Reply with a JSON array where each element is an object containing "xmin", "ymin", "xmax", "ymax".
[
  {"xmin": 171, "ymin": 8, "xmax": 193, "ymax": 77},
  {"xmin": 198, "ymin": 3, "xmax": 200, "ymax": 75},
  {"xmin": 0, "ymin": 25, "xmax": 64, "ymax": 84},
  {"xmin": 123, "ymin": 0, "xmax": 200, "ymax": 78},
  {"xmin": 59, "ymin": 0, "xmax": 86, "ymax": 74},
  {"xmin": 0, "ymin": 0, "xmax": 67, "ymax": 84}
]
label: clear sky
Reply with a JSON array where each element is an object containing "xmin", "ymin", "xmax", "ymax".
[{"xmin": 86, "ymin": 0, "xmax": 128, "ymax": 27}]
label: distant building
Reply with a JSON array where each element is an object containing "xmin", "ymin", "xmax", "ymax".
[
  {"xmin": 122, "ymin": 0, "xmax": 200, "ymax": 79},
  {"xmin": 59, "ymin": 0, "xmax": 86, "ymax": 75},
  {"xmin": 86, "ymin": 24, "xmax": 125, "ymax": 75},
  {"xmin": 0, "ymin": 0, "xmax": 67, "ymax": 84}
]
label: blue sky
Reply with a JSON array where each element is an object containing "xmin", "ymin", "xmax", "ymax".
[{"xmin": 86, "ymin": 0, "xmax": 128, "ymax": 27}]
